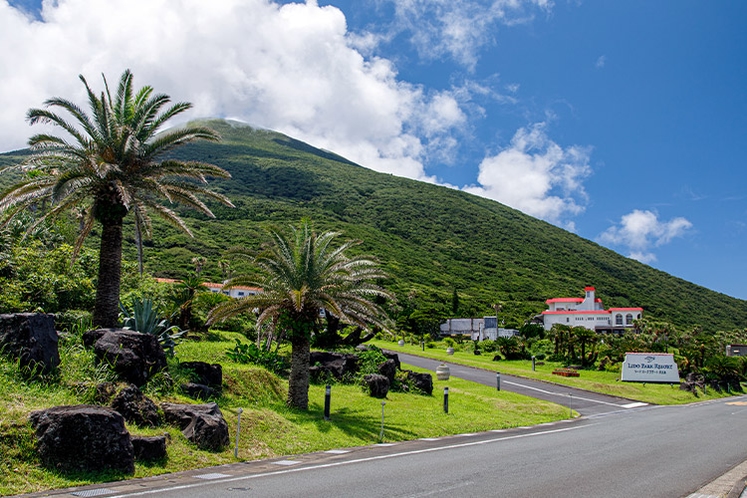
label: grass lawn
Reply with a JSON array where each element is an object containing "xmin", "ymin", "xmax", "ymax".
[
  {"xmin": 0, "ymin": 331, "xmax": 570, "ymax": 496},
  {"xmin": 369, "ymin": 339, "xmax": 739, "ymax": 406}
]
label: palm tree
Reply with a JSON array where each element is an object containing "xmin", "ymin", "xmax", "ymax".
[
  {"xmin": 207, "ymin": 220, "xmax": 391, "ymax": 410},
  {"xmin": 172, "ymin": 273, "xmax": 209, "ymax": 331},
  {"xmin": 0, "ymin": 69, "xmax": 233, "ymax": 327}
]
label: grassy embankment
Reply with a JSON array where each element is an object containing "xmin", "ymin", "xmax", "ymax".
[
  {"xmin": 0, "ymin": 331, "xmax": 569, "ymax": 496},
  {"xmin": 370, "ymin": 339, "xmax": 739, "ymax": 406}
]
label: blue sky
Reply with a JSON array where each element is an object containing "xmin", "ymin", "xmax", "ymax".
[{"xmin": 2, "ymin": 0, "xmax": 747, "ymax": 300}]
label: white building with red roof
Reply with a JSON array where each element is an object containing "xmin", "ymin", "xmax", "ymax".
[
  {"xmin": 541, "ymin": 286, "xmax": 642, "ymax": 333},
  {"xmin": 155, "ymin": 278, "xmax": 261, "ymax": 298}
]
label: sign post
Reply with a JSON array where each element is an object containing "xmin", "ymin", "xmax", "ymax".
[{"xmin": 621, "ymin": 353, "xmax": 680, "ymax": 383}]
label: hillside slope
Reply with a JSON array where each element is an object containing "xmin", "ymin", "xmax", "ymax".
[{"xmin": 3, "ymin": 119, "xmax": 746, "ymax": 331}]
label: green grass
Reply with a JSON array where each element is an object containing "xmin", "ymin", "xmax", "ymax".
[
  {"xmin": 370, "ymin": 339, "xmax": 739, "ymax": 405},
  {"xmin": 0, "ymin": 332, "xmax": 569, "ymax": 496}
]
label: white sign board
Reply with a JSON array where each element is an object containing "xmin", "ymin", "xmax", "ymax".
[{"xmin": 621, "ymin": 353, "xmax": 680, "ymax": 383}]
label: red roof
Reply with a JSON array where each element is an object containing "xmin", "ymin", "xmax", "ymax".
[
  {"xmin": 542, "ymin": 310, "xmax": 611, "ymax": 315},
  {"xmin": 155, "ymin": 278, "xmax": 262, "ymax": 293},
  {"xmin": 608, "ymin": 307, "xmax": 643, "ymax": 312},
  {"xmin": 546, "ymin": 297, "xmax": 602, "ymax": 304},
  {"xmin": 546, "ymin": 297, "xmax": 583, "ymax": 304}
]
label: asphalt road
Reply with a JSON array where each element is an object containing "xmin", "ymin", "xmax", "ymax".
[
  {"xmin": 28, "ymin": 396, "xmax": 747, "ymax": 498},
  {"xmin": 394, "ymin": 352, "xmax": 649, "ymax": 416}
]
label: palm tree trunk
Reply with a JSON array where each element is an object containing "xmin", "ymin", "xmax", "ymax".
[
  {"xmin": 93, "ymin": 219, "xmax": 124, "ymax": 328},
  {"xmin": 288, "ymin": 335, "xmax": 310, "ymax": 410},
  {"xmin": 134, "ymin": 219, "xmax": 144, "ymax": 276}
]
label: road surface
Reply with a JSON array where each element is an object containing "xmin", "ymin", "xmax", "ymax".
[
  {"xmin": 395, "ymin": 351, "xmax": 649, "ymax": 416},
  {"xmin": 25, "ymin": 396, "xmax": 747, "ymax": 498}
]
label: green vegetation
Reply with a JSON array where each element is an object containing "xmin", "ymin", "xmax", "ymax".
[
  {"xmin": 0, "ymin": 331, "xmax": 568, "ymax": 496},
  {"xmin": 6, "ymin": 118, "xmax": 734, "ymax": 333},
  {"xmin": 371, "ymin": 339, "xmax": 743, "ymax": 405},
  {"xmin": 2, "ymin": 118, "xmax": 745, "ymax": 333},
  {"xmin": 2, "ymin": 115, "xmax": 747, "ymax": 495},
  {"xmin": 0, "ymin": 71, "xmax": 232, "ymax": 327},
  {"xmin": 207, "ymin": 220, "xmax": 391, "ymax": 410}
]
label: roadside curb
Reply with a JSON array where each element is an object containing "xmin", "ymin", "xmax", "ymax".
[{"xmin": 688, "ymin": 459, "xmax": 747, "ymax": 498}]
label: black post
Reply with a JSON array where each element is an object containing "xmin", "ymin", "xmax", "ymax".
[
  {"xmin": 496, "ymin": 372, "xmax": 501, "ymax": 391},
  {"xmin": 443, "ymin": 387, "xmax": 449, "ymax": 413},
  {"xmin": 532, "ymin": 356, "xmax": 536, "ymax": 371},
  {"xmin": 324, "ymin": 384, "xmax": 331, "ymax": 420}
]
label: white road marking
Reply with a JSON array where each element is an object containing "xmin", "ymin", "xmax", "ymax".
[
  {"xmin": 502, "ymin": 379, "xmax": 634, "ymax": 408},
  {"xmin": 104, "ymin": 424, "xmax": 593, "ymax": 498},
  {"xmin": 194, "ymin": 473, "xmax": 231, "ymax": 480}
]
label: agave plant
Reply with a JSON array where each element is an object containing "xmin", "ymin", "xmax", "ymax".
[{"xmin": 120, "ymin": 297, "xmax": 187, "ymax": 356}]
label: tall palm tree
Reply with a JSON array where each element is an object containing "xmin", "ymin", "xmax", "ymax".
[
  {"xmin": 207, "ymin": 220, "xmax": 391, "ymax": 410},
  {"xmin": 0, "ymin": 69, "xmax": 233, "ymax": 327}
]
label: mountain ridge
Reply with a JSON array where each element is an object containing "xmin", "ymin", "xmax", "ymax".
[{"xmin": 2, "ymin": 118, "xmax": 745, "ymax": 332}]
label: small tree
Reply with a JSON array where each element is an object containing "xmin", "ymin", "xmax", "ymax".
[
  {"xmin": 0, "ymin": 70, "xmax": 233, "ymax": 327},
  {"xmin": 208, "ymin": 220, "xmax": 392, "ymax": 410}
]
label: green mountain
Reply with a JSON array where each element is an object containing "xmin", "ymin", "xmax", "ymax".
[{"xmin": 3, "ymin": 119, "xmax": 746, "ymax": 331}]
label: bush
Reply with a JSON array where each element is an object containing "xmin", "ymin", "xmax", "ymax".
[
  {"xmin": 55, "ymin": 310, "xmax": 93, "ymax": 336},
  {"xmin": 356, "ymin": 346, "xmax": 387, "ymax": 377},
  {"xmin": 225, "ymin": 338, "xmax": 289, "ymax": 375},
  {"xmin": 480, "ymin": 339, "xmax": 498, "ymax": 353},
  {"xmin": 120, "ymin": 298, "xmax": 187, "ymax": 357}
]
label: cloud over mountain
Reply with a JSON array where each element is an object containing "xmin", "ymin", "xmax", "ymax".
[{"xmin": 0, "ymin": 0, "xmax": 464, "ymax": 182}]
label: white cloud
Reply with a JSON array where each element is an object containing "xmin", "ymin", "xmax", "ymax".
[
  {"xmin": 463, "ymin": 123, "xmax": 592, "ymax": 227},
  {"xmin": 595, "ymin": 55, "xmax": 606, "ymax": 68},
  {"xmin": 598, "ymin": 210, "xmax": 693, "ymax": 263},
  {"xmin": 383, "ymin": 0, "xmax": 553, "ymax": 71},
  {"xmin": 0, "ymin": 0, "xmax": 468, "ymax": 182}
]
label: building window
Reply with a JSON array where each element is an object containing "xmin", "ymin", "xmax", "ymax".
[
  {"xmin": 615, "ymin": 314, "xmax": 623, "ymax": 325},
  {"xmin": 626, "ymin": 314, "xmax": 633, "ymax": 325},
  {"xmin": 238, "ymin": 291, "xmax": 245, "ymax": 296}
]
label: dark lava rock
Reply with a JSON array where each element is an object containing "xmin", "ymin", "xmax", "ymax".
[
  {"xmin": 0, "ymin": 313, "xmax": 59, "ymax": 374},
  {"xmin": 28, "ymin": 405, "xmax": 134, "ymax": 474}
]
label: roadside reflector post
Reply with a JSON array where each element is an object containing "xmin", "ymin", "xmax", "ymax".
[
  {"xmin": 380, "ymin": 401, "xmax": 386, "ymax": 442},
  {"xmin": 496, "ymin": 372, "xmax": 501, "ymax": 391},
  {"xmin": 324, "ymin": 384, "xmax": 331, "ymax": 421},
  {"xmin": 234, "ymin": 407, "xmax": 243, "ymax": 458},
  {"xmin": 443, "ymin": 387, "xmax": 449, "ymax": 413},
  {"xmin": 569, "ymin": 393, "xmax": 573, "ymax": 418},
  {"xmin": 532, "ymin": 356, "xmax": 536, "ymax": 371}
]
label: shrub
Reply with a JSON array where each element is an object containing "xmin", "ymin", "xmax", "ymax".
[
  {"xmin": 120, "ymin": 297, "xmax": 187, "ymax": 356},
  {"xmin": 225, "ymin": 339, "xmax": 289, "ymax": 375},
  {"xmin": 55, "ymin": 310, "xmax": 93, "ymax": 336},
  {"xmin": 480, "ymin": 339, "xmax": 498, "ymax": 353},
  {"xmin": 356, "ymin": 345, "xmax": 387, "ymax": 377}
]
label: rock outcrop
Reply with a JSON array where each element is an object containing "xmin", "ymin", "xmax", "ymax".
[
  {"xmin": 363, "ymin": 373, "xmax": 390, "ymax": 398},
  {"xmin": 28, "ymin": 405, "xmax": 134, "ymax": 474},
  {"xmin": 111, "ymin": 384, "xmax": 161, "ymax": 427},
  {"xmin": 83, "ymin": 329, "xmax": 167, "ymax": 386},
  {"xmin": 309, "ymin": 351, "xmax": 358, "ymax": 381},
  {"xmin": 0, "ymin": 313, "xmax": 59, "ymax": 374},
  {"xmin": 161, "ymin": 402, "xmax": 229, "ymax": 451}
]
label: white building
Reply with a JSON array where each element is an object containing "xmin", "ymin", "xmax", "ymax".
[
  {"xmin": 440, "ymin": 316, "xmax": 518, "ymax": 340},
  {"xmin": 541, "ymin": 286, "xmax": 642, "ymax": 333},
  {"xmin": 156, "ymin": 278, "xmax": 261, "ymax": 299}
]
